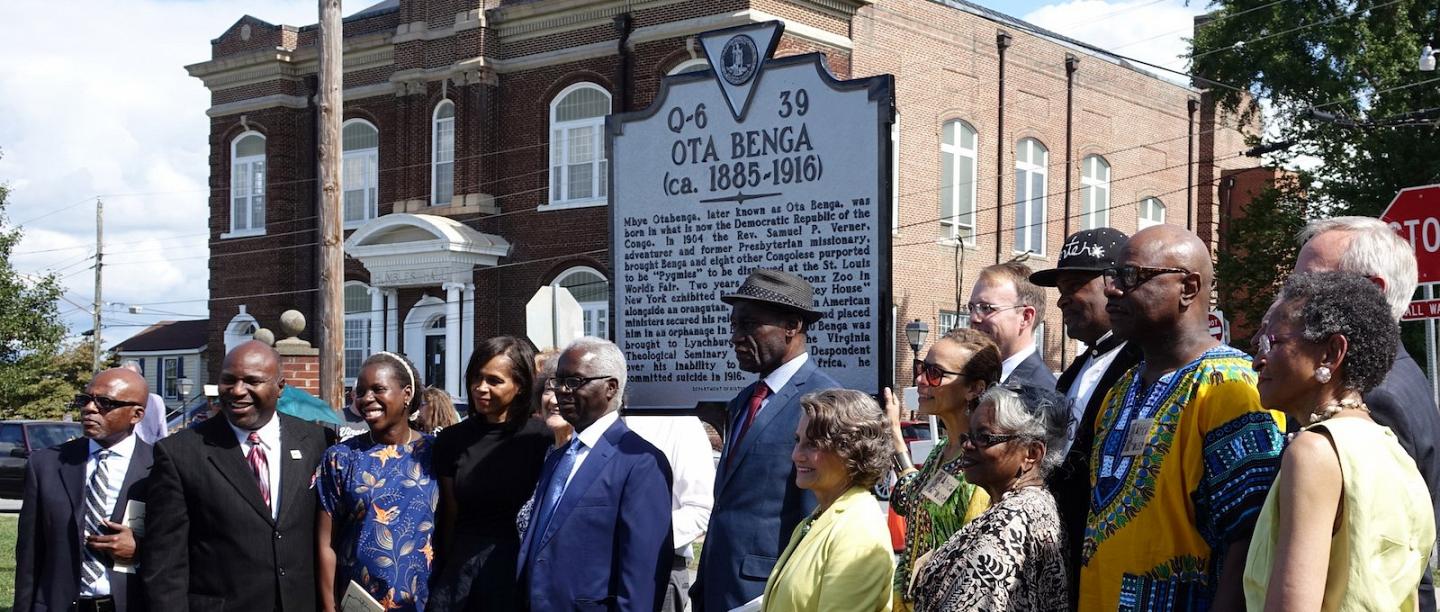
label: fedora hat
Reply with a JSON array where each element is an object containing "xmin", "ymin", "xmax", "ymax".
[{"xmin": 721, "ymin": 268, "xmax": 825, "ymax": 323}]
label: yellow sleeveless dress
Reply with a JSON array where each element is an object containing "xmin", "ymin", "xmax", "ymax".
[{"xmin": 1244, "ymin": 417, "xmax": 1435, "ymax": 611}]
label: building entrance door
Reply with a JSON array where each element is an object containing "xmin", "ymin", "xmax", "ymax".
[{"xmin": 425, "ymin": 333, "xmax": 446, "ymax": 390}]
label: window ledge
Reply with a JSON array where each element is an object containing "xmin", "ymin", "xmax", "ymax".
[
  {"xmin": 1013, "ymin": 250, "xmax": 1048, "ymax": 261},
  {"xmin": 396, "ymin": 194, "xmax": 499, "ymax": 216},
  {"xmin": 936, "ymin": 238, "xmax": 977, "ymax": 249},
  {"xmin": 220, "ymin": 228, "xmax": 266, "ymax": 239},
  {"xmin": 538, "ymin": 198, "xmax": 607, "ymax": 212}
]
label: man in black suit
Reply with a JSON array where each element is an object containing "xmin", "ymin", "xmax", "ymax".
[
  {"xmin": 1029, "ymin": 228, "xmax": 1143, "ymax": 609},
  {"xmin": 142, "ymin": 340, "xmax": 328, "ymax": 612},
  {"xmin": 1295, "ymin": 216, "xmax": 1440, "ymax": 611},
  {"xmin": 15, "ymin": 368, "xmax": 152, "ymax": 612},
  {"xmin": 968, "ymin": 261, "xmax": 1057, "ymax": 389}
]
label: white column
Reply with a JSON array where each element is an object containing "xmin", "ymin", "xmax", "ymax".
[
  {"xmin": 385, "ymin": 290, "xmax": 399, "ymax": 352},
  {"xmin": 367, "ymin": 286, "xmax": 385, "ymax": 357},
  {"xmin": 443, "ymin": 282, "xmax": 463, "ymax": 398},
  {"xmin": 462, "ymin": 283, "xmax": 476, "ymax": 368}
]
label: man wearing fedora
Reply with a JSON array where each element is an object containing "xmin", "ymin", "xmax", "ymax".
[
  {"xmin": 691, "ymin": 268, "xmax": 841, "ymax": 612},
  {"xmin": 1029, "ymin": 227, "xmax": 1143, "ymax": 609}
]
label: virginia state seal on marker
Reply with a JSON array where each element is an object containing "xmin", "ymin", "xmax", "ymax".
[{"xmin": 721, "ymin": 34, "xmax": 759, "ymax": 86}]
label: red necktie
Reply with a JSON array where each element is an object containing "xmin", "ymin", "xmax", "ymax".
[
  {"xmin": 727, "ymin": 383, "xmax": 770, "ymax": 470},
  {"xmin": 246, "ymin": 431, "xmax": 271, "ymax": 508}
]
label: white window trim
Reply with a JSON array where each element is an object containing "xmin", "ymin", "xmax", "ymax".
[
  {"xmin": 667, "ymin": 58, "xmax": 710, "ymax": 75},
  {"xmin": 891, "ymin": 111, "xmax": 900, "ymax": 236},
  {"xmin": 553, "ymin": 265, "xmax": 610, "ymax": 339},
  {"xmin": 546, "ymin": 82, "xmax": 610, "ymax": 210},
  {"xmin": 343, "ymin": 281, "xmax": 372, "ymax": 385},
  {"xmin": 1014, "ymin": 138, "xmax": 1049, "ymax": 257},
  {"xmin": 161, "ymin": 357, "xmax": 180, "ymax": 400},
  {"xmin": 1139, "ymin": 196, "xmax": 1167, "ymax": 230},
  {"xmin": 941, "ymin": 120, "xmax": 979, "ymax": 245},
  {"xmin": 342, "ymin": 118, "xmax": 380, "ymax": 230},
  {"xmin": 1080, "ymin": 155, "xmax": 1110, "ymax": 230},
  {"xmin": 228, "ymin": 131, "xmax": 266, "ymax": 237},
  {"xmin": 431, "ymin": 100, "xmax": 455, "ymax": 207}
]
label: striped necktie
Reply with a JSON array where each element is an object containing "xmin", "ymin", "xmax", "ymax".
[{"xmin": 81, "ymin": 448, "xmax": 116, "ymax": 588}]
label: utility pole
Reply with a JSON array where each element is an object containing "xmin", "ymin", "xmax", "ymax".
[
  {"xmin": 317, "ymin": 0, "xmax": 344, "ymax": 408},
  {"xmin": 92, "ymin": 198, "xmax": 103, "ymax": 374}
]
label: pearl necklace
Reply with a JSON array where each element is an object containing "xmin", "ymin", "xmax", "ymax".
[{"xmin": 1309, "ymin": 397, "xmax": 1368, "ymax": 425}]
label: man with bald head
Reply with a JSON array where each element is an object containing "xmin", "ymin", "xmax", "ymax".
[
  {"xmin": 142, "ymin": 340, "xmax": 328, "ymax": 612},
  {"xmin": 1078, "ymin": 225, "xmax": 1285, "ymax": 611},
  {"xmin": 16, "ymin": 368, "xmax": 152, "ymax": 612}
]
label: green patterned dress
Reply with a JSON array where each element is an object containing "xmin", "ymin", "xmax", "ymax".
[{"xmin": 890, "ymin": 438, "xmax": 989, "ymax": 608}]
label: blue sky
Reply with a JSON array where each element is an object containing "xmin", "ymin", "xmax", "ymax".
[{"xmin": 0, "ymin": 0, "xmax": 1206, "ymax": 345}]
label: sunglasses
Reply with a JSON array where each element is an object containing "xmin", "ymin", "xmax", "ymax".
[
  {"xmin": 544, "ymin": 376, "xmax": 615, "ymax": 393},
  {"xmin": 1101, "ymin": 265, "xmax": 1190, "ymax": 293},
  {"xmin": 956, "ymin": 431, "xmax": 1027, "ymax": 449},
  {"xmin": 71, "ymin": 393, "xmax": 145, "ymax": 413},
  {"xmin": 966, "ymin": 302, "xmax": 1024, "ymax": 317},
  {"xmin": 914, "ymin": 360, "xmax": 966, "ymax": 387}
]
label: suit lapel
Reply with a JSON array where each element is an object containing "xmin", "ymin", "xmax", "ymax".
[
  {"xmin": 59, "ymin": 439, "xmax": 89, "ymax": 563},
  {"xmin": 719, "ymin": 360, "xmax": 816, "ymax": 492},
  {"xmin": 201, "ymin": 419, "xmax": 275, "ymax": 524},
  {"xmin": 109, "ymin": 440, "xmax": 152, "ymax": 524},
  {"xmin": 536, "ymin": 418, "xmax": 624, "ymax": 553},
  {"xmin": 276, "ymin": 416, "xmax": 312, "ymax": 524},
  {"xmin": 517, "ymin": 447, "xmax": 565, "ymax": 573},
  {"xmin": 1056, "ymin": 353, "xmax": 1086, "ymax": 394}
]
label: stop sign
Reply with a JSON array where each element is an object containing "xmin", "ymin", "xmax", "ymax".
[
  {"xmin": 1208, "ymin": 310, "xmax": 1227, "ymax": 343},
  {"xmin": 1380, "ymin": 184, "xmax": 1440, "ymax": 283}
]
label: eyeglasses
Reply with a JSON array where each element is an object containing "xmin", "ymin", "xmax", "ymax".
[
  {"xmin": 1101, "ymin": 265, "xmax": 1190, "ymax": 292},
  {"xmin": 956, "ymin": 431, "xmax": 1027, "ymax": 449},
  {"xmin": 545, "ymin": 376, "xmax": 615, "ymax": 393},
  {"xmin": 1254, "ymin": 333, "xmax": 1304, "ymax": 357},
  {"xmin": 914, "ymin": 360, "xmax": 966, "ymax": 387},
  {"xmin": 71, "ymin": 393, "xmax": 145, "ymax": 413},
  {"xmin": 966, "ymin": 302, "xmax": 1025, "ymax": 317}
]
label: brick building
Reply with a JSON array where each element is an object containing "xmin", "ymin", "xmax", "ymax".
[{"xmin": 187, "ymin": 0, "xmax": 1258, "ymax": 398}]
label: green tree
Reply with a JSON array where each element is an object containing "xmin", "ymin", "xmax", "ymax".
[
  {"xmin": 1215, "ymin": 174, "xmax": 1316, "ymax": 352},
  {"xmin": 1192, "ymin": 0, "xmax": 1439, "ymax": 355},
  {"xmin": 0, "ymin": 149, "xmax": 73, "ymax": 418}
]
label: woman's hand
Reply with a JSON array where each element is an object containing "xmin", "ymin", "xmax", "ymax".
[{"xmin": 884, "ymin": 388, "xmax": 915, "ymax": 473}]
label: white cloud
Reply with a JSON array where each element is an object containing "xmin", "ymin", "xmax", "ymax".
[
  {"xmin": 0, "ymin": 0, "xmax": 320, "ymax": 343},
  {"xmin": 1023, "ymin": 0, "xmax": 1207, "ymax": 76}
]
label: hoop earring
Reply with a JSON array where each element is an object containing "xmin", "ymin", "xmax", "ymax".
[{"xmin": 1314, "ymin": 366, "xmax": 1333, "ymax": 384}]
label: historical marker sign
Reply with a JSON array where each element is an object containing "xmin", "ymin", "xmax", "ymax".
[{"xmin": 608, "ymin": 21, "xmax": 894, "ymax": 410}]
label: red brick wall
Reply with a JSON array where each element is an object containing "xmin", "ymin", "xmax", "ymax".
[{"xmin": 280, "ymin": 354, "xmax": 320, "ymax": 395}]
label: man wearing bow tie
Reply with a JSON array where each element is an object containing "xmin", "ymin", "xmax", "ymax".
[{"xmin": 1029, "ymin": 227, "xmax": 1142, "ymax": 610}]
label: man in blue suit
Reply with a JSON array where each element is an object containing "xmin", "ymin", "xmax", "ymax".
[
  {"xmin": 692, "ymin": 268, "xmax": 842, "ymax": 611},
  {"xmin": 518, "ymin": 336, "xmax": 673, "ymax": 611},
  {"xmin": 15, "ymin": 368, "xmax": 152, "ymax": 612}
]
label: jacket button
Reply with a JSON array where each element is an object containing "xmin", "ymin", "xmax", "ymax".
[
  {"xmin": 279, "ymin": 568, "xmax": 286, "ymax": 576},
  {"xmin": 275, "ymin": 531, "xmax": 283, "ymax": 539}
]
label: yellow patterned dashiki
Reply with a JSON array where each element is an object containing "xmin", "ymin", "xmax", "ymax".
[{"xmin": 1079, "ymin": 345, "xmax": 1284, "ymax": 611}]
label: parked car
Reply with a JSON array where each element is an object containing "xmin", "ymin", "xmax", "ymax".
[
  {"xmin": 0, "ymin": 420, "xmax": 83, "ymax": 499},
  {"xmin": 899, "ymin": 420, "xmax": 932, "ymax": 445}
]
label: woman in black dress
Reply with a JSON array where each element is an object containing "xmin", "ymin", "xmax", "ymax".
[{"xmin": 428, "ymin": 336, "xmax": 553, "ymax": 611}]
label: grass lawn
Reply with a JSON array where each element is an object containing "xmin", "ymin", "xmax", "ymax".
[{"xmin": 0, "ymin": 513, "xmax": 15, "ymax": 612}]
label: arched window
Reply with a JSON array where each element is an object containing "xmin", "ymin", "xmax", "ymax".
[
  {"xmin": 941, "ymin": 120, "xmax": 979, "ymax": 243},
  {"xmin": 1014, "ymin": 138, "xmax": 1048, "ymax": 255},
  {"xmin": 554, "ymin": 266, "xmax": 609, "ymax": 338},
  {"xmin": 432, "ymin": 101, "xmax": 455, "ymax": 206},
  {"xmin": 343, "ymin": 282, "xmax": 372, "ymax": 381},
  {"xmin": 1140, "ymin": 197, "xmax": 1166, "ymax": 229},
  {"xmin": 1080, "ymin": 155, "xmax": 1110, "ymax": 230},
  {"xmin": 549, "ymin": 83, "xmax": 611, "ymax": 207},
  {"xmin": 343, "ymin": 119, "xmax": 379, "ymax": 226},
  {"xmin": 229, "ymin": 132, "xmax": 266, "ymax": 235},
  {"xmin": 667, "ymin": 58, "xmax": 710, "ymax": 76}
]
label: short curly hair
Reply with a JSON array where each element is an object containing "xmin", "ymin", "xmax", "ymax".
[
  {"xmin": 1276, "ymin": 271, "xmax": 1397, "ymax": 394},
  {"xmin": 799, "ymin": 389, "xmax": 894, "ymax": 490},
  {"xmin": 981, "ymin": 384, "xmax": 1071, "ymax": 475}
]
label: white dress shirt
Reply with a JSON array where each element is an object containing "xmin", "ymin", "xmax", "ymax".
[
  {"xmin": 1060, "ymin": 333, "xmax": 1128, "ymax": 453},
  {"xmin": 625, "ymin": 415, "xmax": 716, "ymax": 554},
  {"xmin": 564, "ymin": 410, "xmax": 621, "ymax": 489},
  {"xmin": 230, "ymin": 415, "xmax": 283, "ymax": 519},
  {"xmin": 1000, "ymin": 343, "xmax": 1038, "ymax": 382},
  {"xmin": 760, "ymin": 353, "xmax": 810, "ymax": 412},
  {"xmin": 80, "ymin": 433, "xmax": 137, "ymax": 597}
]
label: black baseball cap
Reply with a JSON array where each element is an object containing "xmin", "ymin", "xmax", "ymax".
[{"xmin": 1029, "ymin": 228, "xmax": 1129, "ymax": 287}]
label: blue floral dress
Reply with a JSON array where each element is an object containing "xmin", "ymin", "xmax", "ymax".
[{"xmin": 319, "ymin": 433, "xmax": 439, "ymax": 611}]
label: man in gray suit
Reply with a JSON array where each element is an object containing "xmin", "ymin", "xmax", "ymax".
[
  {"xmin": 968, "ymin": 261, "xmax": 1057, "ymax": 390},
  {"xmin": 691, "ymin": 268, "xmax": 841, "ymax": 612}
]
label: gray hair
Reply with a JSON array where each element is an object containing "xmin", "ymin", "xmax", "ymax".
[
  {"xmin": 1298, "ymin": 216, "xmax": 1417, "ymax": 321},
  {"xmin": 564, "ymin": 336, "xmax": 628, "ymax": 409},
  {"xmin": 1276, "ymin": 271, "xmax": 1397, "ymax": 394},
  {"xmin": 980, "ymin": 385, "xmax": 1071, "ymax": 475}
]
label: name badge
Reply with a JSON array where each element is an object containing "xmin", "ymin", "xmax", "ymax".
[
  {"xmin": 921, "ymin": 472, "xmax": 961, "ymax": 506},
  {"xmin": 1120, "ymin": 418, "xmax": 1154, "ymax": 457},
  {"xmin": 290, "ymin": 449, "xmax": 302, "ymax": 460}
]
